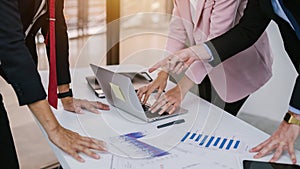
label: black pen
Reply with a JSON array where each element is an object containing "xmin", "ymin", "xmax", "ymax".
[{"xmin": 157, "ymin": 119, "xmax": 185, "ymax": 129}]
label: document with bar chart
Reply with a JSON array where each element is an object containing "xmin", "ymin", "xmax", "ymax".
[{"xmin": 179, "ymin": 131, "xmax": 249, "ymax": 153}]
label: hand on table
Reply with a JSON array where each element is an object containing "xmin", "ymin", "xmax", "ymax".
[
  {"xmin": 137, "ymin": 71, "xmax": 168, "ymax": 105},
  {"xmin": 61, "ymin": 97, "xmax": 110, "ymax": 114},
  {"xmin": 250, "ymin": 112, "xmax": 300, "ymax": 164},
  {"xmin": 149, "ymin": 45, "xmax": 211, "ymax": 74},
  {"xmin": 48, "ymin": 125, "xmax": 107, "ymax": 162}
]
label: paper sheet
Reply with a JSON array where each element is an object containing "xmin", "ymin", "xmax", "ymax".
[{"xmin": 110, "ymin": 82, "xmax": 126, "ymax": 102}]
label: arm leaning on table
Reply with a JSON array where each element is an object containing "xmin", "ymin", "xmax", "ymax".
[
  {"xmin": 149, "ymin": 0, "xmax": 300, "ymax": 164},
  {"xmin": 0, "ymin": 0, "xmax": 107, "ymax": 162},
  {"xmin": 22, "ymin": 0, "xmax": 110, "ymax": 114}
]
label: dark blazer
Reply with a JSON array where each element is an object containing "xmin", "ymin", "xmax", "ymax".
[
  {"xmin": 0, "ymin": 0, "xmax": 46, "ymax": 105},
  {"xmin": 205, "ymin": 0, "xmax": 300, "ymax": 109},
  {"xmin": 19, "ymin": 0, "xmax": 71, "ymax": 86}
]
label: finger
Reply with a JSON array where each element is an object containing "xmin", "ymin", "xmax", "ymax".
[
  {"xmin": 168, "ymin": 58, "xmax": 178, "ymax": 71},
  {"xmin": 140, "ymin": 85, "xmax": 156, "ymax": 104},
  {"xmin": 172, "ymin": 61, "xmax": 183, "ymax": 74},
  {"xmin": 142, "ymin": 93, "xmax": 151, "ymax": 105},
  {"xmin": 137, "ymin": 87, "xmax": 147, "ymax": 100},
  {"xmin": 150, "ymin": 96, "xmax": 166, "ymax": 113},
  {"xmin": 90, "ymin": 138, "xmax": 107, "ymax": 151},
  {"xmin": 151, "ymin": 100, "xmax": 166, "ymax": 113},
  {"xmin": 96, "ymin": 101, "xmax": 110, "ymax": 110},
  {"xmin": 253, "ymin": 142, "xmax": 277, "ymax": 159},
  {"xmin": 158, "ymin": 104, "xmax": 171, "ymax": 115},
  {"xmin": 76, "ymin": 144, "xmax": 100, "ymax": 159},
  {"xmin": 167, "ymin": 104, "xmax": 177, "ymax": 115},
  {"xmin": 69, "ymin": 149, "xmax": 85, "ymax": 163},
  {"xmin": 288, "ymin": 143, "xmax": 297, "ymax": 164},
  {"xmin": 74, "ymin": 106, "xmax": 83, "ymax": 114},
  {"xmin": 155, "ymin": 89, "xmax": 163, "ymax": 100},
  {"xmin": 89, "ymin": 107, "xmax": 101, "ymax": 114},
  {"xmin": 175, "ymin": 64, "xmax": 185, "ymax": 74},
  {"xmin": 270, "ymin": 142, "xmax": 285, "ymax": 162},
  {"xmin": 79, "ymin": 137, "xmax": 106, "ymax": 151},
  {"xmin": 149, "ymin": 62, "xmax": 163, "ymax": 73},
  {"xmin": 160, "ymin": 101, "xmax": 177, "ymax": 115},
  {"xmin": 170, "ymin": 98, "xmax": 181, "ymax": 114},
  {"xmin": 83, "ymin": 103, "xmax": 101, "ymax": 114},
  {"xmin": 250, "ymin": 139, "xmax": 270, "ymax": 152}
]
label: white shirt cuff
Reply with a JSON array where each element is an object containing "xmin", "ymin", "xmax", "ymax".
[
  {"xmin": 203, "ymin": 44, "xmax": 214, "ymax": 62},
  {"xmin": 289, "ymin": 106, "xmax": 300, "ymax": 114}
]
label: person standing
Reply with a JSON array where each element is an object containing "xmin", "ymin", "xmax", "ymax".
[
  {"xmin": 138, "ymin": 0, "xmax": 272, "ymax": 116},
  {"xmin": 0, "ymin": 0, "xmax": 107, "ymax": 168},
  {"xmin": 149, "ymin": 0, "xmax": 300, "ymax": 164},
  {"xmin": 19, "ymin": 0, "xmax": 110, "ymax": 113}
]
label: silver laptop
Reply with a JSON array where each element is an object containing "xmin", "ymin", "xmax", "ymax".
[{"xmin": 90, "ymin": 64, "xmax": 188, "ymax": 122}]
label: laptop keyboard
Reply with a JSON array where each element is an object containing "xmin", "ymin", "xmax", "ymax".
[
  {"xmin": 142, "ymin": 104, "xmax": 150, "ymax": 111},
  {"xmin": 142, "ymin": 103, "xmax": 169, "ymax": 118}
]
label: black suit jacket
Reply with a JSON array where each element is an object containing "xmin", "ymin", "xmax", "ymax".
[
  {"xmin": 19, "ymin": 0, "xmax": 71, "ymax": 86},
  {"xmin": 205, "ymin": 0, "xmax": 300, "ymax": 109},
  {"xmin": 0, "ymin": 0, "xmax": 46, "ymax": 105}
]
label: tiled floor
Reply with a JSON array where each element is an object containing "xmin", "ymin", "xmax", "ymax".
[{"xmin": 3, "ymin": 20, "xmax": 300, "ymax": 168}]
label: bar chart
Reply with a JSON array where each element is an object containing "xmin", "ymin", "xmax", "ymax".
[
  {"xmin": 108, "ymin": 132, "xmax": 169, "ymax": 158},
  {"xmin": 180, "ymin": 132, "xmax": 242, "ymax": 151}
]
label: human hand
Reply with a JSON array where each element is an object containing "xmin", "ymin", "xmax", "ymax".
[
  {"xmin": 61, "ymin": 97, "xmax": 110, "ymax": 114},
  {"xmin": 137, "ymin": 71, "xmax": 168, "ymax": 105},
  {"xmin": 48, "ymin": 126, "xmax": 107, "ymax": 162},
  {"xmin": 250, "ymin": 112, "xmax": 300, "ymax": 164},
  {"xmin": 150, "ymin": 85, "xmax": 186, "ymax": 115},
  {"xmin": 149, "ymin": 45, "xmax": 211, "ymax": 74}
]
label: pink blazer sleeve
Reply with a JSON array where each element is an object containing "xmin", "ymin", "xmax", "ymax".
[
  {"xmin": 186, "ymin": 0, "xmax": 242, "ymax": 84},
  {"xmin": 165, "ymin": 0, "xmax": 189, "ymax": 54}
]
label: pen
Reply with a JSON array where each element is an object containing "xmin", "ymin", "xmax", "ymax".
[{"xmin": 157, "ymin": 119, "xmax": 185, "ymax": 129}]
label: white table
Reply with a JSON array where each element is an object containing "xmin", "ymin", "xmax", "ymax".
[{"xmin": 38, "ymin": 65, "xmax": 300, "ymax": 169}]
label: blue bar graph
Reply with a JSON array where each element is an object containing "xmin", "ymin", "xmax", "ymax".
[
  {"xmin": 234, "ymin": 140, "xmax": 240, "ymax": 149},
  {"xmin": 205, "ymin": 136, "xmax": 215, "ymax": 148},
  {"xmin": 219, "ymin": 138, "xmax": 228, "ymax": 149},
  {"xmin": 180, "ymin": 132, "xmax": 241, "ymax": 151},
  {"xmin": 190, "ymin": 133, "xmax": 196, "ymax": 139},
  {"xmin": 181, "ymin": 132, "xmax": 190, "ymax": 142},
  {"xmin": 226, "ymin": 139, "xmax": 234, "ymax": 150},
  {"xmin": 213, "ymin": 137, "xmax": 221, "ymax": 146},
  {"xmin": 199, "ymin": 135, "xmax": 208, "ymax": 146},
  {"xmin": 195, "ymin": 134, "xmax": 202, "ymax": 142}
]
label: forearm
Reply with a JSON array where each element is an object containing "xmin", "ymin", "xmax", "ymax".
[
  {"xmin": 207, "ymin": 0, "xmax": 270, "ymax": 64},
  {"xmin": 27, "ymin": 100, "xmax": 60, "ymax": 135},
  {"xmin": 177, "ymin": 75, "xmax": 196, "ymax": 95},
  {"xmin": 58, "ymin": 83, "xmax": 70, "ymax": 93},
  {"xmin": 289, "ymin": 76, "xmax": 300, "ymax": 110},
  {"xmin": 157, "ymin": 70, "xmax": 169, "ymax": 79}
]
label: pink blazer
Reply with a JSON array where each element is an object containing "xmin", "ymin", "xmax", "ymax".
[{"xmin": 166, "ymin": 0, "xmax": 273, "ymax": 103}]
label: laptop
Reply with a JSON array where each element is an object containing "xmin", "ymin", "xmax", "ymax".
[{"xmin": 90, "ymin": 64, "xmax": 188, "ymax": 122}]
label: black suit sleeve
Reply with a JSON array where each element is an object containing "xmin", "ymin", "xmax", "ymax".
[
  {"xmin": 205, "ymin": 0, "xmax": 300, "ymax": 110},
  {"xmin": 206, "ymin": 0, "xmax": 271, "ymax": 66},
  {"xmin": 0, "ymin": 0, "xmax": 46, "ymax": 105},
  {"xmin": 42, "ymin": 0, "xmax": 71, "ymax": 86}
]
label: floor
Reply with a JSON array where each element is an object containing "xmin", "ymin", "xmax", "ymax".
[{"xmin": 2, "ymin": 19, "xmax": 299, "ymax": 168}]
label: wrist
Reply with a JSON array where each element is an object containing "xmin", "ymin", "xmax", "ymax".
[
  {"xmin": 58, "ymin": 89, "xmax": 73, "ymax": 99},
  {"xmin": 28, "ymin": 100, "xmax": 61, "ymax": 134},
  {"xmin": 290, "ymin": 111, "xmax": 300, "ymax": 120},
  {"xmin": 283, "ymin": 111, "xmax": 300, "ymax": 126},
  {"xmin": 158, "ymin": 71, "xmax": 169, "ymax": 80},
  {"xmin": 189, "ymin": 44, "xmax": 211, "ymax": 60}
]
